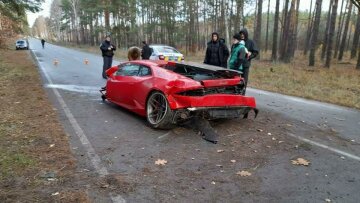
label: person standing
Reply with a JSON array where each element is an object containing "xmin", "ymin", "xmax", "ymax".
[
  {"xmin": 41, "ymin": 39, "xmax": 45, "ymax": 49},
  {"xmin": 100, "ymin": 35, "xmax": 116, "ymax": 79},
  {"xmin": 141, "ymin": 41, "xmax": 152, "ymax": 59},
  {"xmin": 229, "ymin": 34, "xmax": 248, "ymax": 72},
  {"xmin": 204, "ymin": 32, "xmax": 229, "ymax": 68},
  {"xmin": 238, "ymin": 28, "xmax": 259, "ymax": 92}
]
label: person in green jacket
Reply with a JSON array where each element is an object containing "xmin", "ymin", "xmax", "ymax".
[{"xmin": 228, "ymin": 33, "xmax": 248, "ymax": 72}]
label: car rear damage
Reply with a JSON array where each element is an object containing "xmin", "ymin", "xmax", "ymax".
[{"xmin": 163, "ymin": 61, "xmax": 258, "ymax": 123}]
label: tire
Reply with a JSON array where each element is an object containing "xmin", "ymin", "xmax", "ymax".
[{"xmin": 146, "ymin": 91, "xmax": 175, "ymax": 129}]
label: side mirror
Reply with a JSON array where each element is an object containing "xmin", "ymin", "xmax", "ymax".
[{"xmin": 106, "ymin": 66, "xmax": 119, "ymax": 77}]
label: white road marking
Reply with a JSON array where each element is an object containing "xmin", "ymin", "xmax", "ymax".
[
  {"xmin": 287, "ymin": 133, "xmax": 360, "ymax": 162},
  {"xmin": 31, "ymin": 49, "xmax": 125, "ymax": 203},
  {"xmin": 46, "ymin": 84, "xmax": 99, "ymax": 94}
]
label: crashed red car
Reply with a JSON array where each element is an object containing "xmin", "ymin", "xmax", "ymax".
[{"xmin": 100, "ymin": 60, "xmax": 257, "ymax": 129}]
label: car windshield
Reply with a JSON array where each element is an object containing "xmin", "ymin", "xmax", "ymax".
[
  {"xmin": 17, "ymin": 41, "xmax": 25, "ymax": 44},
  {"xmin": 153, "ymin": 46, "xmax": 179, "ymax": 54}
]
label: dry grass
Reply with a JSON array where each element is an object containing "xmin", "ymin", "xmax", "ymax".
[
  {"xmin": 0, "ymin": 38, "xmax": 89, "ymax": 202},
  {"xmin": 59, "ymin": 42, "xmax": 360, "ymax": 109},
  {"xmin": 250, "ymin": 51, "xmax": 360, "ymax": 109}
]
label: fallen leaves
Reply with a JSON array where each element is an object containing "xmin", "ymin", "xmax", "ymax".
[
  {"xmin": 155, "ymin": 159, "xmax": 168, "ymax": 166},
  {"xmin": 236, "ymin": 170, "xmax": 252, "ymax": 177},
  {"xmin": 291, "ymin": 158, "xmax": 310, "ymax": 166},
  {"xmin": 51, "ymin": 192, "xmax": 59, "ymax": 196}
]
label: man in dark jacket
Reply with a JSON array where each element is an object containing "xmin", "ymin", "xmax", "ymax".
[
  {"xmin": 41, "ymin": 39, "xmax": 45, "ymax": 49},
  {"xmin": 100, "ymin": 35, "xmax": 116, "ymax": 79},
  {"xmin": 204, "ymin": 32, "xmax": 229, "ymax": 68},
  {"xmin": 239, "ymin": 28, "xmax": 259, "ymax": 93},
  {"xmin": 141, "ymin": 41, "xmax": 152, "ymax": 59}
]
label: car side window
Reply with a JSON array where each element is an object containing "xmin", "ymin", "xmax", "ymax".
[
  {"xmin": 139, "ymin": 66, "xmax": 151, "ymax": 76},
  {"xmin": 116, "ymin": 64, "xmax": 140, "ymax": 76}
]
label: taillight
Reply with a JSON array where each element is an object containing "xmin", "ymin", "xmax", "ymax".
[{"xmin": 159, "ymin": 55, "xmax": 165, "ymax": 60}]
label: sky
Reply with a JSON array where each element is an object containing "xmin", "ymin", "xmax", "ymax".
[
  {"xmin": 26, "ymin": 0, "xmax": 332, "ymax": 28},
  {"xmin": 27, "ymin": 0, "xmax": 52, "ymax": 27}
]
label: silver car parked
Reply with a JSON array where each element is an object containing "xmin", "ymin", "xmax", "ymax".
[
  {"xmin": 149, "ymin": 45, "xmax": 184, "ymax": 62},
  {"xmin": 15, "ymin": 39, "xmax": 29, "ymax": 50}
]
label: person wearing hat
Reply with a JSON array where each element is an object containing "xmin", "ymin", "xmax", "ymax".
[
  {"xmin": 141, "ymin": 41, "xmax": 153, "ymax": 60},
  {"xmin": 238, "ymin": 28, "xmax": 259, "ymax": 93},
  {"xmin": 229, "ymin": 33, "xmax": 248, "ymax": 72},
  {"xmin": 100, "ymin": 35, "xmax": 116, "ymax": 79}
]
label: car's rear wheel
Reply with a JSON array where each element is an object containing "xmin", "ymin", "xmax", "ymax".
[{"xmin": 146, "ymin": 91, "xmax": 174, "ymax": 129}]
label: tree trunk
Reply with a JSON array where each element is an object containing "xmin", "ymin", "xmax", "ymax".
[
  {"xmin": 338, "ymin": 2, "xmax": 352, "ymax": 61},
  {"xmin": 271, "ymin": 0, "xmax": 280, "ymax": 61},
  {"xmin": 103, "ymin": 0, "xmax": 110, "ymax": 31},
  {"xmin": 265, "ymin": 0, "xmax": 270, "ymax": 52},
  {"xmin": 309, "ymin": 0, "xmax": 323, "ymax": 66},
  {"xmin": 334, "ymin": 0, "xmax": 347, "ymax": 59},
  {"xmin": 279, "ymin": 0, "xmax": 290, "ymax": 60},
  {"xmin": 282, "ymin": 0, "xmax": 296, "ymax": 62},
  {"xmin": 254, "ymin": 0, "xmax": 263, "ymax": 58},
  {"xmin": 321, "ymin": 0, "xmax": 333, "ymax": 60},
  {"xmin": 291, "ymin": 0, "xmax": 300, "ymax": 57},
  {"xmin": 325, "ymin": 0, "xmax": 339, "ymax": 68},
  {"xmin": 235, "ymin": 0, "xmax": 244, "ymax": 31},
  {"xmin": 304, "ymin": 0, "xmax": 313, "ymax": 55},
  {"xmin": 357, "ymin": 44, "xmax": 360, "ymax": 69},
  {"xmin": 351, "ymin": 10, "xmax": 360, "ymax": 59},
  {"xmin": 223, "ymin": 0, "xmax": 230, "ymax": 48}
]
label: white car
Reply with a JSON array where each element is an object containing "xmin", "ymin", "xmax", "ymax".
[
  {"xmin": 15, "ymin": 39, "xmax": 29, "ymax": 50},
  {"xmin": 149, "ymin": 45, "xmax": 184, "ymax": 61}
]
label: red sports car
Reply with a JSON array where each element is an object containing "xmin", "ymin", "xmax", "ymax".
[{"xmin": 101, "ymin": 60, "xmax": 257, "ymax": 129}]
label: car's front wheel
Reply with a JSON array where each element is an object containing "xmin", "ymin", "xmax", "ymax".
[{"xmin": 146, "ymin": 91, "xmax": 174, "ymax": 129}]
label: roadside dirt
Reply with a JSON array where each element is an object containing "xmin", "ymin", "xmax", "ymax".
[{"xmin": 0, "ymin": 46, "xmax": 93, "ymax": 202}]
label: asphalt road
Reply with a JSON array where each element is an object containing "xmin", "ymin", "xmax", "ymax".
[{"xmin": 29, "ymin": 39, "xmax": 360, "ymax": 203}]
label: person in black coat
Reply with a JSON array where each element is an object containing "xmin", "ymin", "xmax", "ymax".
[
  {"xmin": 100, "ymin": 35, "xmax": 116, "ymax": 79},
  {"xmin": 141, "ymin": 41, "xmax": 153, "ymax": 60},
  {"xmin": 41, "ymin": 39, "xmax": 45, "ymax": 49},
  {"xmin": 204, "ymin": 32, "xmax": 229, "ymax": 68},
  {"xmin": 239, "ymin": 28, "xmax": 259, "ymax": 93}
]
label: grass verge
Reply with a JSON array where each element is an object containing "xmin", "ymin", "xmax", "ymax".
[{"xmin": 0, "ymin": 40, "xmax": 90, "ymax": 202}]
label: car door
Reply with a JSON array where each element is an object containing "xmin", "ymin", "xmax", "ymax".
[
  {"xmin": 130, "ymin": 66, "xmax": 153, "ymax": 113},
  {"xmin": 108, "ymin": 63, "xmax": 141, "ymax": 109}
]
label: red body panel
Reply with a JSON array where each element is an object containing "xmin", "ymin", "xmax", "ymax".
[
  {"xmin": 105, "ymin": 60, "xmax": 256, "ymax": 117},
  {"xmin": 201, "ymin": 76, "xmax": 242, "ymax": 88},
  {"xmin": 168, "ymin": 94, "xmax": 256, "ymax": 110}
]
